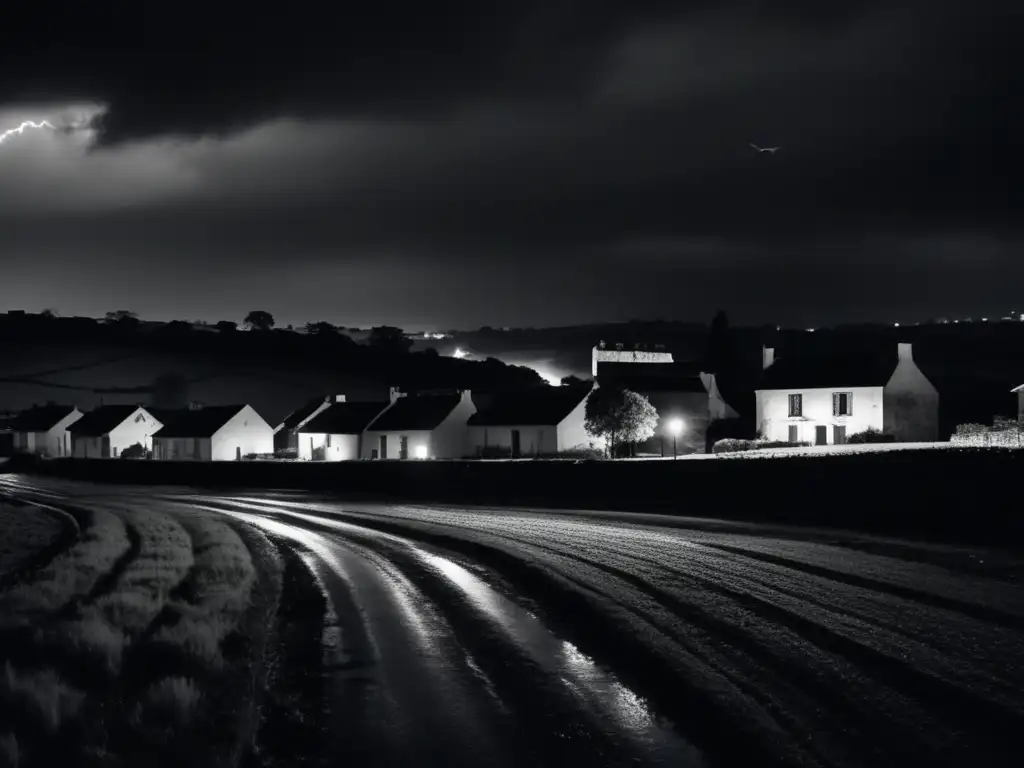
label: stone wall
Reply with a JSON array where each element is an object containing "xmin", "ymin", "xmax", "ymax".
[{"xmin": 949, "ymin": 418, "xmax": 1024, "ymax": 448}]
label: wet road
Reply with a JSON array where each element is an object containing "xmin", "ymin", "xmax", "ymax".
[{"xmin": 3, "ymin": 474, "xmax": 1024, "ymax": 768}]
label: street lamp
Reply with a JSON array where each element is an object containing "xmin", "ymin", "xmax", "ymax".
[{"xmin": 667, "ymin": 418, "xmax": 684, "ymax": 459}]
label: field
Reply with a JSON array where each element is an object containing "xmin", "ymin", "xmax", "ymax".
[{"xmin": 0, "ymin": 497, "xmax": 285, "ymax": 768}]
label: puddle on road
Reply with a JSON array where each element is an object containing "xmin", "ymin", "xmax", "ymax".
[{"xmin": 419, "ymin": 552, "xmax": 706, "ymax": 767}]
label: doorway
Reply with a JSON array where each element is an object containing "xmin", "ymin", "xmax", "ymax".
[
  {"xmin": 399, "ymin": 436, "xmax": 409, "ymax": 460},
  {"xmin": 815, "ymin": 426, "xmax": 827, "ymax": 445},
  {"xmin": 511, "ymin": 429, "xmax": 521, "ymax": 458},
  {"xmin": 834, "ymin": 425, "xmax": 846, "ymax": 445},
  {"xmin": 788, "ymin": 425, "xmax": 798, "ymax": 443},
  {"xmin": 379, "ymin": 435, "xmax": 388, "ymax": 460}
]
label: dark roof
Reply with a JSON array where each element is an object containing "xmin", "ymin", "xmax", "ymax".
[
  {"xmin": 299, "ymin": 402, "xmax": 391, "ymax": 434},
  {"xmin": 597, "ymin": 361, "xmax": 707, "ymax": 394},
  {"xmin": 278, "ymin": 397, "xmax": 329, "ymax": 430},
  {"xmin": 758, "ymin": 352, "xmax": 898, "ymax": 390},
  {"xmin": 366, "ymin": 394, "xmax": 461, "ymax": 431},
  {"xmin": 9, "ymin": 405, "xmax": 78, "ymax": 432},
  {"xmin": 468, "ymin": 386, "xmax": 590, "ymax": 426},
  {"xmin": 152, "ymin": 405, "xmax": 247, "ymax": 438},
  {"xmin": 68, "ymin": 405, "xmax": 147, "ymax": 436}
]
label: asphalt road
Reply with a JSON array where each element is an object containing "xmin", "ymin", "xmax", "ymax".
[{"xmin": 3, "ymin": 473, "xmax": 1023, "ymax": 768}]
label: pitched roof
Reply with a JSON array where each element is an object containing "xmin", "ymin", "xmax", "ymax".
[
  {"xmin": 757, "ymin": 352, "xmax": 898, "ymax": 390},
  {"xmin": 277, "ymin": 397, "xmax": 329, "ymax": 431},
  {"xmin": 152, "ymin": 405, "xmax": 247, "ymax": 438},
  {"xmin": 299, "ymin": 402, "xmax": 391, "ymax": 434},
  {"xmin": 366, "ymin": 393, "xmax": 461, "ymax": 431},
  {"xmin": 10, "ymin": 405, "xmax": 78, "ymax": 432},
  {"xmin": 597, "ymin": 361, "xmax": 707, "ymax": 394},
  {"xmin": 468, "ymin": 386, "xmax": 590, "ymax": 426},
  {"xmin": 68, "ymin": 405, "xmax": 149, "ymax": 436}
]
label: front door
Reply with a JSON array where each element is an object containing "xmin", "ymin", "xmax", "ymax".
[
  {"xmin": 511, "ymin": 429, "xmax": 521, "ymax": 458},
  {"xmin": 379, "ymin": 435, "xmax": 388, "ymax": 460},
  {"xmin": 101, "ymin": 436, "xmax": 111, "ymax": 458},
  {"xmin": 834, "ymin": 425, "xmax": 846, "ymax": 445},
  {"xmin": 815, "ymin": 426, "xmax": 827, "ymax": 445},
  {"xmin": 788, "ymin": 424, "xmax": 798, "ymax": 443},
  {"xmin": 235, "ymin": 446, "xmax": 241, "ymax": 461},
  {"xmin": 399, "ymin": 436, "xmax": 409, "ymax": 460}
]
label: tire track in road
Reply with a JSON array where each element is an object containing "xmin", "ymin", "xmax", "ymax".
[{"xmin": 194, "ymin": 497, "xmax": 703, "ymax": 768}]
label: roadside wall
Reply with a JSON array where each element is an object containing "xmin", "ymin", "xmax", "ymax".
[{"xmin": 10, "ymin": 449, "xmax": 1024, "ymax": 547}]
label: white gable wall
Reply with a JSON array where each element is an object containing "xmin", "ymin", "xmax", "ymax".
[
  {"xmin": 211, "ymin": 405, "xmax": 275, "ymax": 461},
  {"xmin": 363, "ymin": 393, "xmax": 476, "ymax": 459},
  {"xmin": 299, "ymin": 432, "xmax": 360, "ymax": 461},
  {"xmin": 882, "ymin": 346, "xmax": 939, "ymax": 441},
  {"xmin": 106, "ymin": 407, "xmax": 164, "ymax": 456},
  {"xmin": 19, "ymin": 410, "xmax": 83, "ymax": 457},
  {"xmin": 756, "ymin": 386, "xmax": 883, "ymax": 444}
]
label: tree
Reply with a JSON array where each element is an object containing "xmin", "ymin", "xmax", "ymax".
[
  {"xmin": 584, "ymin": 386, "xmax": 658, "ymax": 458},
  {"xmin": 305, "ymin": 320, "xmax": 338, "ymax": 336},
  {"xmin": 421, "ymin": 347, "xmax": 440, "ymax": 357},
  {"xmin": 164, "ymin": 320, "xmax": 192, "ymax": 333},
  {"xmin": 40, "ymin": 308, "xmax": 58, "ymax": 319},
  {"xmin": 104, "ymin": 310, "xmax": 139, "ymax": 328},
  {"xmin": 244, "ymin": 310, "xmax": 275, "ymax": 331},
  {"xmin": 368, "ymin": 325, "xmax": 413, "ymax": 353},
  {"xmin": 560, "ymin": 375, "xmax": 587, "ymax": 388},
  {"xmin": 215, "ymin": 320, "xmax": 238, "ymax": 333}
]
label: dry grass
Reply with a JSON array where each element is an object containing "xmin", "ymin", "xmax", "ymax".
[
  {"xmin": 0, "ymin": 662, "xmax": 85, "ymax": 735},
  {"xmin": 149, "ymin": 512, "xmax": 256, "ymax": 670},
  {"xmin": 0, "ymin": 502, "xmax": 67, "ymax": 579},
  {"xmin": 0, "ymin": 503, "xmax": 284, "ymax": 768},
  {"xmin": 88, "ymin": 508, "xmax": 193, "ymax": 639},
  {"xmin": 0, "ymin": 509, "xmax": 129, "ymax": 619}
]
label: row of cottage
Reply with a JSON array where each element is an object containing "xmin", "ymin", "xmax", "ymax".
[
  {"xmin": 4, "ymin": 385, "xmax": 603, "ymax": 461},
  {"xmin": 3, "ymin": 339, "xmax": 964, "ymax": 461}
]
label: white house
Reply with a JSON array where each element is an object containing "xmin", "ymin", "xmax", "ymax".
[
  {"xmin": 755, "ymin": 342, "xmax": 939, "ymax": 445},
  {"xmin": 467, "ymin": 385, "xmax": 602, "ymax": 457},
  {"xmin": 362, "ymin": 390, "xmax": 476, "ymax": 460},
  {"xmin": 69, "ymin": 405, "xmax": 164, "ymax": 458},
  {"xmin": 297, "ymin": 398, "xmax": 393, "ymax": 461},
  {"xmin": 9, "ymin": 404, "xmax": 83, "ymax": 457},
  {"xmin": 273, "ymin": 395, "xmax": 344, "ymax": 453},
  {"xmin": 152, "ymin": 404, "xmax": 274, "ymax": 461}
]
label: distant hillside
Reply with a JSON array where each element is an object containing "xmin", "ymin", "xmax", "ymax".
[{"xmin": 0, "ymin": 315, "xmax": 543, "ymax": 424}]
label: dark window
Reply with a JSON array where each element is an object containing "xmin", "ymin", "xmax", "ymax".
[
  {"xmin": 788, "ymin": 394, "xmax": 802, "ymax": 417},
  {"xmin": 833, "ymin": 392, "xmax": 853, "ymax": 416}
]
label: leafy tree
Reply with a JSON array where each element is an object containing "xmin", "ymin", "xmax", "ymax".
[
  {"xmin": 164, "ymin": 320, "xmax": 192, "ymax": 333},
  {"xmin": 40, "ymin": 308, "xmax": 58, "ymax": 319},
  {"xmin": 560, "ymin": 375, "xmax": 587, "ymax": 387},
  {"xmin": 244, "ymin": 310, "xmax": 275, "ymax": 331},
  {"xmin": 305, "ymin": 320, "xmax": 338, "ymax": 336},
  {"xmin": 421, "ymin": 347, "xmax": 439, "ymax": 357},
  {"xmin": 215, "ymin": 320, "xmax": 238, "ymax": 333},
  {"xmin": 584, "ymin": 386, "xmax": 658, "ymax": 458},
  {"xmin": 104, "ymin": 310, "xmax": 139, "ymax": 327},
  {"xmin": 368, "ymin": 325, "xmax": 413, "ymax": 353}
]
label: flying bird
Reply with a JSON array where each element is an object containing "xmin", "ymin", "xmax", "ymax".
[{"xmin": 750, "ymin": 143, "xmax": 780, "ymax": 154}]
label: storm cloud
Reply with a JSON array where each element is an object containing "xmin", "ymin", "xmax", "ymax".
[{"xmin": 0, "ymin": 0, "xmax": 1020, "ymax": 329}]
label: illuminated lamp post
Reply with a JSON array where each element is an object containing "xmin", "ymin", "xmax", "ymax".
[{"xmin": 667, "ymin": 418, "xmax": 684, "ymax": 459}]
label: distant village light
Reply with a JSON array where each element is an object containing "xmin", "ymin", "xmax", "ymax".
[
  {"xmin": 452, "ymin": 347, "xmax": 468, "ymax": 359},
  {"xmin": 893, "ymin": 322, "xmax": 900, "ymax": 328}
]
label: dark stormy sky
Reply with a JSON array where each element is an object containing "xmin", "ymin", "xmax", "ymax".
[{"xmin": 0, "ymin": 1, "xmax": 1020, "ymax": 331}]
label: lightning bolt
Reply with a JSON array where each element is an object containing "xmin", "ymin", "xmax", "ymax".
[{"xmin": 0, "ymin": 119, "xmax": 56, "ymax": 145}]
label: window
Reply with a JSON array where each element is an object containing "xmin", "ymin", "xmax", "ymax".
[
  {"xmin": 833, "ymin": 392, "xmax": 853, "ymax": 416},
  {"xmin": 326, "ymin": 434, "xmax": 332, "ymax": 447},
  {"xmin": 788, "ymin": 394, "xmax": 802, "ymax": 417}
]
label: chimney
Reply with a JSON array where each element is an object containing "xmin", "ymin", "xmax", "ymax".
[
  {"xmin": 460, "ymin": 389, "xmax": 473, "ymax": 403},
  {"xmin": 331, "ymin": 394, "xmax": 347, "ymax": 403},
  {"xmin": 762, "ymin": 346, "xmax": 775, "ymax": 370},
  {"xmin": 388, "ymin": 387, "xmax": 404, "ymax": 403},
  {"xmin": 188, "ymin": 400, "xmax": 203, "ymax": 411},
  {"xmin": 897, "ymin": 342, "xmax": 913, "ymax": 362}
]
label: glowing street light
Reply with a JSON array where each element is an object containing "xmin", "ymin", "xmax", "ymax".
[{"xmin": 667, "ymin": 418, "xmax": 684, "ymax": 459}]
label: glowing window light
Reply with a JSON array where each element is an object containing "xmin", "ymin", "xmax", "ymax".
[{"xmin": 414, "ymin": 445, "xmax": 428, "ymax": 459}]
